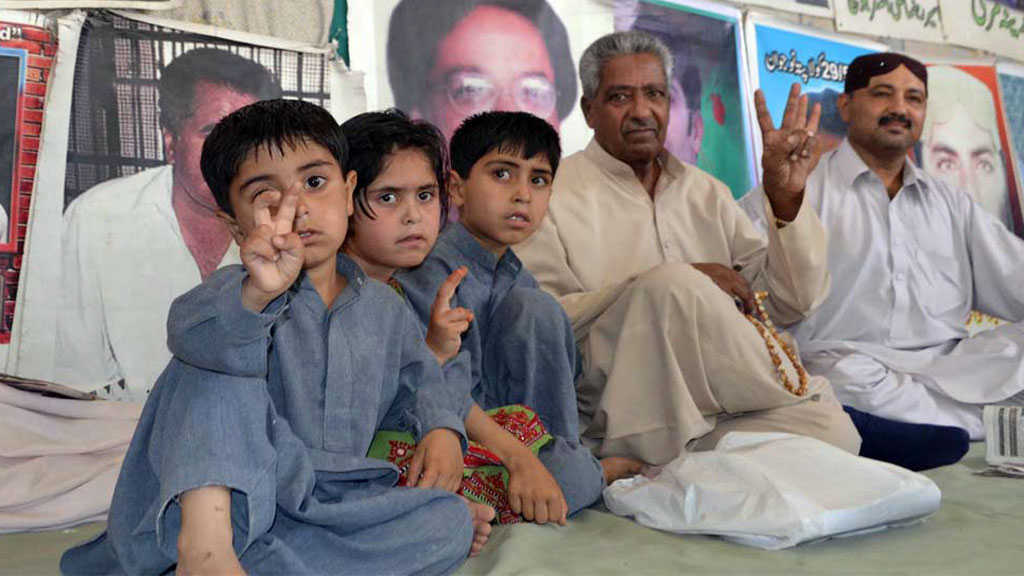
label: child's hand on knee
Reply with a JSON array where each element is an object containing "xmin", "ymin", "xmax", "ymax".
[
  {"xmin": 406, "ymin": 427, "xmax": 464, "ymax": 492},
  {"xmin": 506, "ymin": 451, "xmax": 568, "ymax": 526},
  {"xmin": 426, "ymin": 267, "xmax": 474, "ymax": 365}
]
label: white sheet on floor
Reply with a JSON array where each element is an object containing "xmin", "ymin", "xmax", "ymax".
[
  {"xmin": 603, "ymin": 432, "xmax": 942, "ymax": 550},
  {"xmin": 0, "ymin": 384, "xmax": 141, "ymax": 533}
]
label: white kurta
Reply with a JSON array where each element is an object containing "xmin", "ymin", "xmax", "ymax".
[
  {"xmin": 518, "ymin": 139, "xmax": 858, "ymax": 464},
  {"xmin": 57, "ymin": 166, "xmax": 240, "ymax": 401},
  {"xmin": 741, "ymin": 139, "xmax": 1024, "ymax": 439}
]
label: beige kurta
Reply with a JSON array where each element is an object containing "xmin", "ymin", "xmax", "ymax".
[{"xmin": 517, "ymin": 139, "xmax": 859, "ymax": 464}]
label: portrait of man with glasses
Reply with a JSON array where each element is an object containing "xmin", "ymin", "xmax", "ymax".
[{"xmin": 387, "ymin": 0, "xmax": 577, "ymax": 139}]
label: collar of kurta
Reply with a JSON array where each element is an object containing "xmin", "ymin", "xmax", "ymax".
[
  {"xmin": 443, "ymin": 220, "xmax": 523, "ymax": 276},
  {"xmin": 291, "ymin": 252, "xmax": 368, "ymax": 310},
  {"xmin": 583, "ymin": 137, "xmax": 684, "ymax": 189},
  {"xmin": 832, "ymin": 137, "xmax": 928, "ymax": 196}
]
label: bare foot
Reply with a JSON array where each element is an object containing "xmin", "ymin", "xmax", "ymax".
[
  {"xmin": 461, "ymin": 497, "xmax": 495, "ymax": 557},
  {"xmin": 600, "ymin": 456, "xmax": 646, "ymax": 484}
]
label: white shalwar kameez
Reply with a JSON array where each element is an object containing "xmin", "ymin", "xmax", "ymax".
[
  {"xmin": 742, "ymin": 139, "xmax": 1024, "ymax": 439},
  {"xmin": 518, "ymin": 139, "xmax": 860, "ymax": 465}
]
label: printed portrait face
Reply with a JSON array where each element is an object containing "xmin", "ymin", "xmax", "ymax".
[
  {"xmin": 418, "ymin": 5, "xmax": 560, "ymax": 139},
  {"xmin": 665, "ymin": 69, "xmax": 703, "ymax": 165},
  {"xmin": 921, "ymin": 66, "xmax": 1011, "ymax": 227},
  {"xmin": 163, "ymin": 82, "xmax": 260, "ymax": 209}
]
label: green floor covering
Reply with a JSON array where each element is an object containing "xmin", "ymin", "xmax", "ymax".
[{"xmin": 3, "ymin": 443, "xmax": 1021, "ymax": 575}]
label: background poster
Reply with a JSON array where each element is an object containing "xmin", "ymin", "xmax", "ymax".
[
  {"xmin": 940, "ymin": 0, "xmax": 1024, "ymax": 61},
  {"xmin": 917, "ymin": 62, "xmax": 1023, "ymax": 237},
  {"xmin": 9, "ymin": 10, "xmax": 347, "ymax": 397},
  {"xmin": 743, "ymin": 15, "xmax": 885, "ymax": 175},
  {"xmin": 621, "ymin": 0, "xmax": 756, "ymax": 198},
  {"xmin": 349, "ymin": 0, "xmax": 614, "ymax": 156},
  {"xmin": 0, "ymin": 13, "xmax": 55, "ymax": 346},
  {"xmin": 835, "ymin": 0, "xmax": 944, "ymax": 43},
  {"xmin": 998, "ymin": 61, "xmax": 1024, "ymax": 221},
  {"xmin": 734, "ymin": 0, "xmax": 833, "ymax": 18}
]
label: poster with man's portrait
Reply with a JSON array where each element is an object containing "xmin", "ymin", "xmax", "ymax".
[
  {"xmin": 0, "ymin": 12, "xmax": 56, "ymax": 346},
  {"xmin": 743, "ymin": 14, "xmax": 885, "ymax": 176},
  {"xmin": 619, "ymin": 0, "xmax": 756, "ymax": 199},
  {"xmin": 997, "ymin": 62, "xmax": 1024, "ymax": 226},
  {"xmin": 349, "ymin": 0, "xmax": 614, "ymax": 156},
  {"xmin": 917, "ymin": 62, "xmax": 1023, "ymax": 237},
  {"xmin": 11, "ymin": 10, "xmax": 355, "ymax": 399}
]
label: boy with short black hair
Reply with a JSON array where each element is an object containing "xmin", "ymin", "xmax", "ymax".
[
  {"xmin": 398, "ymin": 111, "xmax": 644, "ymax": 525},
  {"xmin": 62, "ymin": 99, "xmax": 492, "ymax": 576}
]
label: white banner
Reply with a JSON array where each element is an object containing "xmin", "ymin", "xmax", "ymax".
[
  {"xmin": 835, "ymin": 0, "xmax": 944, "ymax": 43},
  {"xmin": 940, "ymin": 0, "xmax": 1024, "ymax": 61}
]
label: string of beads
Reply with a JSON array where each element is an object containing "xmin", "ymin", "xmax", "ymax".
[{"xmin": 745, "ymin": 291, "xmax": 808, "ymax": 397}]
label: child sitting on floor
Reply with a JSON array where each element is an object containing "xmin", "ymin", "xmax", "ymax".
[
  {"xmin": 62, "ymin": 100, "xmax": 492, "ymax": 576},
  {"xmin": 395, "ymin": 111, "xmax": 646, "ymax": 525}
]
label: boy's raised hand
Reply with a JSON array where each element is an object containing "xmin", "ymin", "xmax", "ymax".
[
  {"xmin": 755, "ymin": 83, "xmax": 822, "ymax": 222},
  {"xmin": 405, "ymin": 427, "xmax": 464, "ymax": 493},
  {"xmin": 426, "ymin": 267, "xmax": 474, "ymax": 365},
  {"xmin": 507, "ymin": 451, "xmax": 568, "ymax": 526},
  {"xmin": 240, "ymin": 189, "xmax": 305, "ymax": 312}
]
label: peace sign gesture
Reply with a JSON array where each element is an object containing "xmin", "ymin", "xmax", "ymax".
[
  {"xmin": 755, "ymin": 83, "xmax": 822, "ymax": 222},
  {"xmin": 425, "ymin": 267, "xmax": 474, "ymax": 365},
  {"xmin": 239, "ymin": 189, "xmax": 306, "ymax": 312}
]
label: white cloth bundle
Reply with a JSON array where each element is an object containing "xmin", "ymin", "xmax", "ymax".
[
  {"xmin": 604, "ymin": 432, "xmax": 941, "ymax": 549},
  {"xmin": 0, "ymin": 384, "xmax": 141, "ymax": 533}
]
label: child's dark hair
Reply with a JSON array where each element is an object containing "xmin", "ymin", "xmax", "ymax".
[
  {"xmin": 340, "ymin": 109, "xmax": 450, "ymax": 222},
  {"xmin": 200, "ymin": 99, "xmax": 348, "ymax": 216},
  {"xmin": 450, "ymin": 111, "xmax": 561, "ymax": 179}
]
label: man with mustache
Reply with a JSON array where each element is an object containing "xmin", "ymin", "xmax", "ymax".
[
  {"xmin": 517, "ymin": 31, "xmax": 862, "ymax": 467},
  {"xmin": 742, "ymin": 53, "xmax": 1024, "ymax": 441}
]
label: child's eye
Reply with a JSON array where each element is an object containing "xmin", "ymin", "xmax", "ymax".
[
  {"xmin": 417, "ymin": 190, "xmax": 436, "ymax": 202},
  {"xmin": 494, "ymin": 168, "xmax": 511, "ymax": 181},
  {"xmin": 531, "ymin": 176, "xmax": 550, "ymax": 186},
  {"xmin": 305, "ymin": 175, "xmax": 326, "ymax": 189},
  {"xmin": 377, "ymin": 192, "xmax": 397, "ymax": 204}
]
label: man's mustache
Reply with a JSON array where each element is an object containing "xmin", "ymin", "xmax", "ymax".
[
  {"xmin": 878, "ymin": 114, "xmax": 912, "ymax": 129},
  {"xmin": 623, "ymin": 119, "xmax": 659, "ymax": 132}
]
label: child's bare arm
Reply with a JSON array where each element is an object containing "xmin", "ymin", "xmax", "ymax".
[
  {"xmin": 177, "ymin": 486, "xmax": 245, "ymax": 576},
  {"xmin": 425, "ymin": 267, "xmax": 474, "ymax": 365},
  {"xmin": 240, "ymin": 189, "xmax": 305, "ymax": 312},
  {"xmin": 465, "ymin": 405, "xmax": 568, "ymax": 526}
]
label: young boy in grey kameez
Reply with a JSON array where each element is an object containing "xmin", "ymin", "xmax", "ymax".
[
  {"xmin": 397, "ymin": 113, "xmax": 644, "ymax": 523},
  {"xmin": 61, "ymin": 100, "xmax": 491, "ymax": 576}
]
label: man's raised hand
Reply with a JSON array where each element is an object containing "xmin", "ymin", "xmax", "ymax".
[
  {"xmin": 755, "ymin": 83, "xmax": 822, "ymax": 221},
  {"xmin": 240, "ymin": 189, "xmax": 305, "ymax": 312}
]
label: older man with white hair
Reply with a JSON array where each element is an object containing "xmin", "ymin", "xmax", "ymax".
[{"xmin": 517, "ymin": 30, "xmax": 863, "ymax": 466}]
